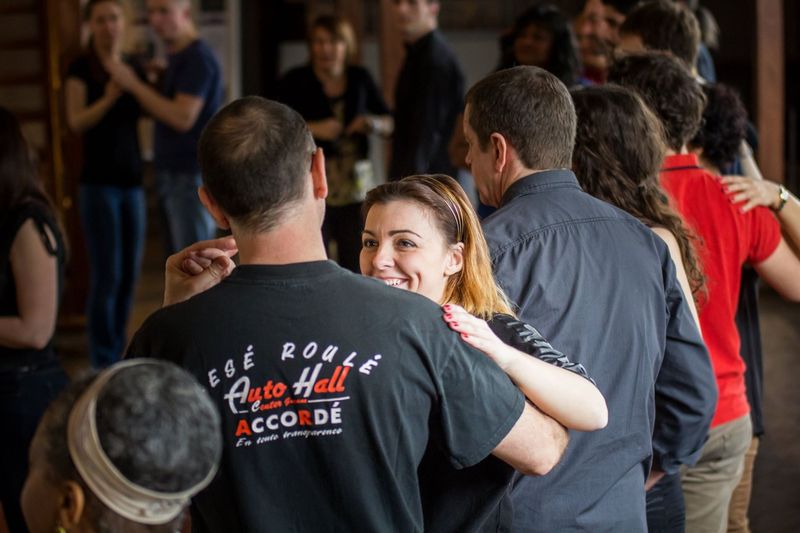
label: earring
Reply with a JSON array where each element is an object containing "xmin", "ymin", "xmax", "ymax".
[{"xmin": 56, "ymin": 526, "xmax": 67, "ymax": 533}]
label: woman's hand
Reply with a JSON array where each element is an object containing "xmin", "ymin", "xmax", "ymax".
[
  {"xmin": 442, "ymin": 304, "xmax": 608, "ymax": 431},
  {"xmin": 345, "ymin": 115, "xmax": 371, "ymax": 135},
  {"xmin": 309, "ymin": 118, "xmax": 343, "ymax": 141},
  {"xmin": 722, "ymin": 175, "xmax": 782, "ymax": 212},
  {"xmin": 103, "ymin": 80, "xmax": 123, "ymax": 103},
  {"xmin": 164, "ymin": 237, "xmax": 238, "ymax": 307},
  {"xmin": 103, "ymin": 58, "xmax": 140, "ymax": 92},
  {"xmin": 442, "ymin": 304, "xmax": 514, "ymax": 369}
]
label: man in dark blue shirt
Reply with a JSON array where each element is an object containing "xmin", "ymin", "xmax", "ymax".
[
  {"xmin": 106, "ymin": 0, "xmax": 223, "ymax": 255},
  {"xmin": 462, "ymin": 66, "xmax": 716, "ymax": 532}
]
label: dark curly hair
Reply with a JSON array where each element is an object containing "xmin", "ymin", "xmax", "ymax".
[
  {"xmin": 497, "ymin": 3, "xmax": 579, "ymax": 87},
  {"xmin": 38, "ymin": 360, "xmax": 222, "ymax": 533},
  {"xmin": 571, "ymin": 84, "xmax": 706, "ymax": 298},
  {"xmin": 619, "ymin": 0, "xmax": 702, "ymax": 67},
  {"xmin": 689, "ymin": 83, "xmax": 748, "ymax": 172},
  {"xmin": 608, "ymin": 52, "xmax": 706, "ymax": 152}
]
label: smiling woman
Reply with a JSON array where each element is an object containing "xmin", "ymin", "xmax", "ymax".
[{"xmin": 360, "ymin": 174, "xmax": 607, "ymax": 531}]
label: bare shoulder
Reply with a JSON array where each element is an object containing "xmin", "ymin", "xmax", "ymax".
[{"xmin": 651, "ymin": 226, "xmax": 682, "ymax": 261}]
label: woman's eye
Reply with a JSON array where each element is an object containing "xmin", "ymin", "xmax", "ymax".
[
  {"xmin": 362, "ymin": 239, "xmax": 377, "ymax": 248},
  {"xmin": 397, "ymin": 239, "xmax": 417, "ymax": 248}
]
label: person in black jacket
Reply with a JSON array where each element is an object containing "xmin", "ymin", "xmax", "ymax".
[{"xmin": 389, "ymin": 0, "xmax": 464, "ymax": 180}]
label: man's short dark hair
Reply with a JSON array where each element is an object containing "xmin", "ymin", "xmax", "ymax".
[
  {"xmin": 198, "ymin": 96, "xmax": 316, "ymax": 232},
  {"xmin": 619, "ymin": 0, "xmax": 701, "ymax": 67},
  {"xmin": 465, "ymin": 66, "xmax": 576, "ymax": 170},
  {"xmin": 690, "ymin": 83, "xmax": 748, "ymax": 171},
  {"xmin": 608, "ymin": 52, "xmax": 706, "ymax": 151}
]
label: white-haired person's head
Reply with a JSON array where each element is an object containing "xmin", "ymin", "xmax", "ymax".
[{"xmin": 21, "ymin": 359, "xmax": 222, "ymax": 533}]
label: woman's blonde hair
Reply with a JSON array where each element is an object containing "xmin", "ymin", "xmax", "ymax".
[{"xmin": 363, "ymin": 175, "xmax": 515, "ymax": 319}]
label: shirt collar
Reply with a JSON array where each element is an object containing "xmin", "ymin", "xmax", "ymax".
[
  {"xmin": 501, "ymin": 169, "xmax": 580, "ymax": 206},
  {"xmin": 404, "ymin": 29, "xmax": 437, "ymax": 55},
  {"xmin": 661, "ymin": 153, "xmax": 702, "ymax": 171}
]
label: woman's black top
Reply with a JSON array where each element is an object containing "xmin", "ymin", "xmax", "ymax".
[{"xmin": 66, "ymin": 51, "xmax": 143, "ymax": 188}]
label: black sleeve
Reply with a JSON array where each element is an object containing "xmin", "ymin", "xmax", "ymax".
[
  {"xmin": 431, "ymin": 328, "xmax": 525, "ymax": 469},
  {"xmin": 403, "ymin": 64, "xmax": 460, "ymax": 174},
  {"xmin": 488, "ymin": 314, "xmax": 595, "ymax": 384},
  {"xmin": 66, "ymin": 56, "xmax": 88, "ymax": 81},
  {"xmin": 652, "ymin": 246, "xmax": 717, "ymax": 474}
]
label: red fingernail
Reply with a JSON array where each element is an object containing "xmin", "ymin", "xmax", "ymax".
[
  {"xmin": 452, "ymin": 322, "xmax": 459, "ymax": 327},
  {"xmin": 443, "ymin": 304, "xmax": 451, "ymax": 310},
  {"xmin": 444, "ymin": 313, "xmax": 452, "ymax": 320},
  {"xmin": 461, "ymin": 333, "xmax": 469, "ymax": 339}
]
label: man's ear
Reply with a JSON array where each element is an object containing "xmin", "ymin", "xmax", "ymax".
[
  {"xmin": 198, "ymin": 185, "xmax": 229, "ymax": 230},
  {"xmin": 445, "ymin": 242, "xmax": 464, "ymax": 277},
  {"xmin": 490, "ymin": 132, "xmax": 509, "ymax": 174},
  {"xmin": 57, "ymin": 480, "xmax": 85, "ymax": 530},
  {"xmin": 310, "ymin": 148, "xmax": 329, "ymax": 200}
]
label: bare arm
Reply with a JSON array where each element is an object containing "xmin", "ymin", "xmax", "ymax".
[
  {"xmin": 65, "ymin": 77, "xmax": 121, "ymax": 133},
  {"xmin": 307, "ymin": 118, "xmax": 343, "ymax": 142},
  {"xmin": 491, "ymin": 401, "xmax": 568, "ymax": 476},
  {"xmin": 651, "ymin": 227, "xmax": 701, "ymax": 329},
  {"xmin": 344, "ymin": 114, "xmax": 394, "ymax": 137},
  {"xmin": 443, "ymin": 305, "xmax": 608, "ymax": 431},
  {"xmin": 753, "ymin": 239, "xmax": 800, "ymax": 301},
  {"xmin": 723, "ymin": 176, "xmax": 800, "ymax": 299},
  {"xmin": 0, "ymin": 220, "xmax": 58, "ymax": 349},
  {"xmin": 105, "ymin": 59, "xmax": 203, "ymax": 133}
]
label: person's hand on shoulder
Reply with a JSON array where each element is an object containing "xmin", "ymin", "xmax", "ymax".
[
  {"xmin": 722, "ymin": 175, "xmax": 783, "ymax": 213},
  {"xmin": 163, "ymin": 237, "xmax": 238, "ymax": 307},
  {"xmin": 442, "ymin": 304, "xmax": 513, "ymax": 369}
]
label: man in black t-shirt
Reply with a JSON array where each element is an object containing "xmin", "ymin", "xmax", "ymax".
[{"xmin": 127, "ymin": 96, "xmax": 567, "ymax": 532}]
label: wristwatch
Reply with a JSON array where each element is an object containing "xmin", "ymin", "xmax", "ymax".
[{"xmin": 773, "ymin": 184, "xmax": 790, "ymax": 213}]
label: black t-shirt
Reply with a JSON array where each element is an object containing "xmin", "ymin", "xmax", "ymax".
[
  {"xmin": 67, "ymin": 52, "xmax": 143, "ymax": 187},
  {"xmin": 419, "ymin": 313, "xmax": 593, "ymax": 533},
  {"xmin": 127, "ymin": 262, "xmax": 524, "ymax": 532}
]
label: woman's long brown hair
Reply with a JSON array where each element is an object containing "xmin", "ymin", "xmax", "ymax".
[{"xmin": 571, "ymin": 85, "xmax": 706, "ymax": 300}]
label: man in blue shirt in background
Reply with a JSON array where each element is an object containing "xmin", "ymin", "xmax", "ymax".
[{"xmin": 106, "ymin": 0, "xmax": 223, "ymax": 255}]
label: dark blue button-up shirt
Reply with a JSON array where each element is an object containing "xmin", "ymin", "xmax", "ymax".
[{"xmin": 483, "ymin": 170, "xmax": 716, "ymax": 532}]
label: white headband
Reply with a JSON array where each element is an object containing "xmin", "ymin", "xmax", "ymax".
[{"xmin": 67, "ymin": 359, "xmax": 218, "ymax": 525}]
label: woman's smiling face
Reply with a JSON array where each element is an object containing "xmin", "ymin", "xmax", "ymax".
[{"xmin": 360, "ymin": 200, "xmax": 462, "ymax": 304}]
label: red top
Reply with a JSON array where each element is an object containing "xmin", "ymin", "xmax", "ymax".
[{"xmin": 660, "ymin": 154, "xmax": 781, "ymax": 427}]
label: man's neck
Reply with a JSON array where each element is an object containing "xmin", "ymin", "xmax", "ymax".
[
  {"xmin": 165, "ymin": 27, "xmax": 198, "ymax": 54},
  {"xmin": 492, "ymin": 163, "xmax": 543, "ymax": 206},
  {"xmin": 404, "ymin": 26, "xmax": 436, "ymax": 45},
  {"xmin": 664, "ymin": 145, "xmax": 691, "ymax": 157},
  {"xmin": 233, "ymin": 221, "xmax": 328, "ymax": 266}
]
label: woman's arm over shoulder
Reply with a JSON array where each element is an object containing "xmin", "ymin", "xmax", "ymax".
[
  {"xmin": 489, "ymin": 313, "xmax": 594, "ymax": 381},
  {"xmin": 443, "ymin": 306, "xmax": 608, "ymax": 431},
  {"xmin": 0, "ymin": 218, "xmax": 59, "ymax": 349}
]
